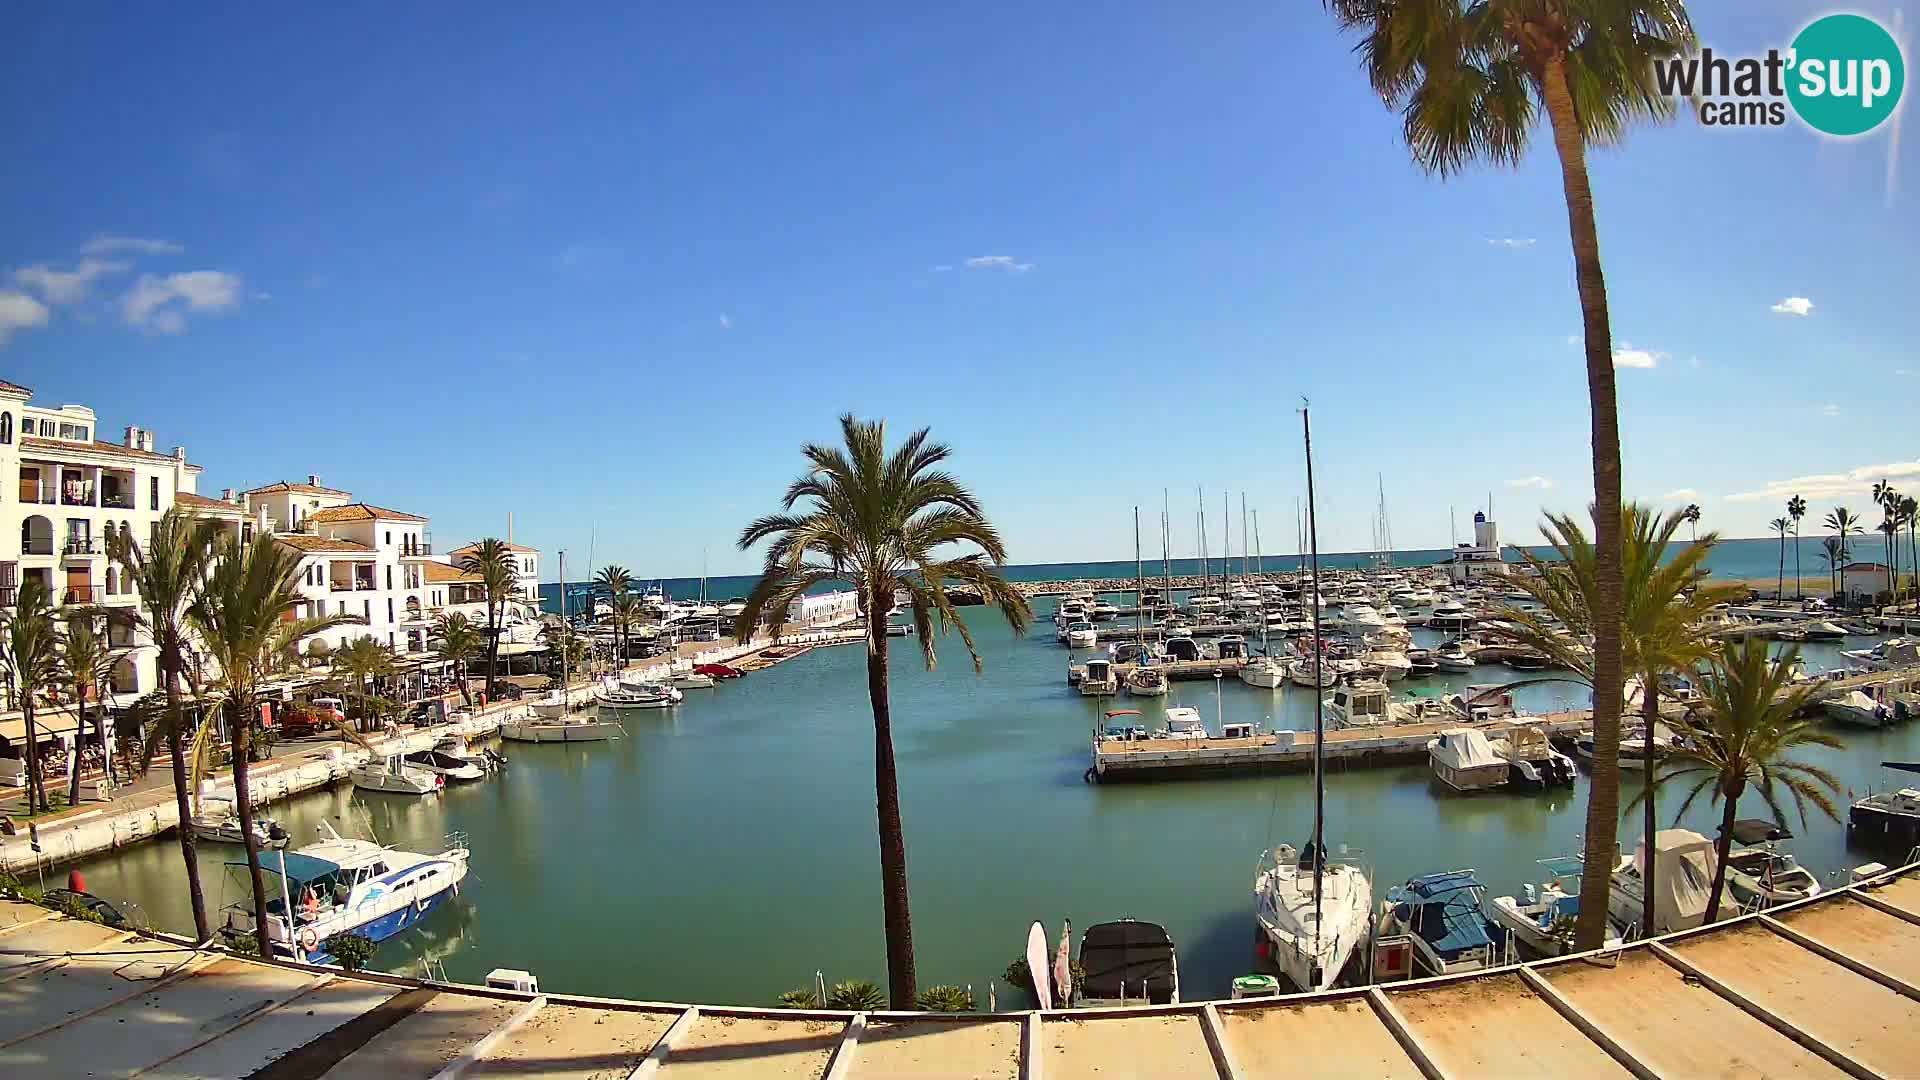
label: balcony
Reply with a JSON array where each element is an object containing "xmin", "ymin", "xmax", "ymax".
[
  {"xmin": 401, "ymin": 541, "xmax": 434, "ymax": 557},
  {"xmin": 63, "ymin": 538, "xmax": 101, "ymax": 557},
  {"xmin": 60, "ymin": 487, "xmax": 96, "ymax": 507},
  {"xmin": 17, "ymin": 483, "xmax": 53, "ymax": 505},
  {"xmin": 331, "ymin": 581, "xmax": 377, "ymax": 593},
  {"xmin": 101, "ymin": 492, "xmax": 135, "ymax": 509},
  {"xmin": 0, "ymin": 588, "xmax": 15, "ymax": 608},
  {"xmin": 64, "ymin": 585, "xmax": 100, "ymax": 605}
]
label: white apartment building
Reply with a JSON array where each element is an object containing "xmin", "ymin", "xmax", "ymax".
[
  {"xmin": 445, "ymin": 541, "xmax": 541, "ymax": 604},
  {"xmin": 0, "ymin": 381, "xmax": 207, "ymax": 712}
]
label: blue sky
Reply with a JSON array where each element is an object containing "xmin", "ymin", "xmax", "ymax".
[{"xmin": 4, "ymin": 2, "xmax": 1915, "ymax": 576}]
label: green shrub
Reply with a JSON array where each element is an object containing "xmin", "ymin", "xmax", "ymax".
[
  {"xmin": 826, "ymin": 979, "xmax": 885, "ymax": 1010},
  {"xmin": 324, "ymin": 932, "xmax": 378, "ymax": 972},
  {"xmin": 57, "ymin": 894, "xmax": 103, "ymax": 924},
  {"xmin": 777, "ymin": 987, "xmax": 821, "ymax": 1009},
  {"xmin": 1004, "ymin": 956, "xmax": 1085, "ymax": 998},
  {"xmin": 916, "ymin": 985, "xmax": 975, "ymax": 1012}
]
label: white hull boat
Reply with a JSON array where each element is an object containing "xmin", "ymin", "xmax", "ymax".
[
  {"xmin": 1486, "ymin": 856, "xmax": 1615, "ymax": 958},
  {"xmin": 499, "ymin": 715, "xmax": 625, "ymax": 742},
  {"xmin": 1608, "ymin": 829, "xmax": 1718, "ymax": 936},
  {"xmin": 1254, "ymin": 844, "xmax": 1372, "ymax": 992},
  {"xmin": 1125, "ymin": 666, "xmax": 1169, "ymax": 697},
  {"xmin": 403, "ymin": 749, "xmax": 486, "ymax": 782},
  {"xmin": 1238, "ymin": 655, "xmax": 1289, "ymax": 688},
  {"xmin": 193, "ymin": 807, "xmax": 289, "ymax": 848},
  {"xmin": 1428, "ymin": 729, "xmax": 1508, "ymax": 792},
  {"xmin": 350, "ymin": 755, "xmax": 442, "ymax": 795},
  {"xmin": 595, "ymin": 680, "xmax": 684, "ymax": 710},
  {"xmin": 668, "ymin": 672, "xmax": 715, "ymax": 690}
]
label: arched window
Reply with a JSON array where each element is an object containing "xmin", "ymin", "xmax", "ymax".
[
  {"xmin": 106, "ymin": 568, "xmax": 118, "ymax": 595},
  {"xmin": 0, "ymin": 412, "xmax": 11, "ymax": 444}
]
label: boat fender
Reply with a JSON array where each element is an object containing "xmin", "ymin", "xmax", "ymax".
[{"xmin": 298, "ymin": 928, "xmax": 319, "ymax": 953}]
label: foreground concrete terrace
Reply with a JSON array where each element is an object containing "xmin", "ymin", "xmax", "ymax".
[{"xmin": 2, "ymin": 862, "xmax": 1918, "ymax": 1078}]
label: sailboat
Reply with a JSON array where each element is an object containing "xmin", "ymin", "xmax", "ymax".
[
  {"xmin": 1254, "ymin": 404, "xmax": 1373, "ymax": 992},
  {"xmin": 1240, "ymin": 507, "xmax": 1289, "ymax": 688}
]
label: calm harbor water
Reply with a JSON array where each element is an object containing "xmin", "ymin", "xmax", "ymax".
[{"xmin": 71, "ymin": 594, "xmax": 1917, "ymax": 1007}]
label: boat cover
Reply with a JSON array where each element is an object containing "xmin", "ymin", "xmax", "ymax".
[
  {"xmin": 226, "ymin": 851, "xmax": 338, "ymax": 884},
  {"xmin": 1432, "ymin": 729, "xmax": 1503, "ymax": 770},
  {"xmin": 1726, "ymin": 819, "xmax": 1791, "ymax": 845},
  {"xmin": 1635, "ymin": 829, "xmax": 1717, "ymax": 931},
  {"xmin": 1078, "ymin": 920, "xmax": 1176, "ymax": 1004},
  {"xmin": 1389, "ymin": 872, "xmax": 1492, "ymax": 960}
]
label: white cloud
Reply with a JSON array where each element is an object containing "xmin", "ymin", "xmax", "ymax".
[
  {"xmin": 13, "ymin": 257, "xmax": 130, "ymax": 305},
  {"xmin": 121, "ymin": 270, "xmax": 243, "ymax": 333},
  {"xmin": 717, "ymin": 313, "xmax": 731, "ymax": 330},
  {"xmin": 1725, "ymin": 459, "xmax": 1920, "ymax": 503},
  {"xmin": 0, "ymin": 291, "xmax": 51, "ymax": 346},
  {"xmin": 80, "ymin": 234, "xmax": 183, "ymax": 257},
  {"xmin": 1565, "ymin": 335, "xmax": 1580, "ymax": 347},
  {"xmin": 1770, "ymin": 296, "xmax": 1814, "ymax": 316},
  {"xmin": 963, "ymin": 255, "xmax": 1033, "ymax": 273},
  {"xmin": 1819, "ymin": 403, "xmax": 1841, "ymax": 417},
  {"xmin": 1506, "ymin": 476, "xmax": 1554, "ymax": 490},
  {"xmin": 1612, "ymin": 343, "xmax": 1664, "ymax": 369},
  {"xmin": 1486, "ymin": 237, "xmax": 1536, "ymax": 249},
  {"xmin": 1659, "ymin": 488, "xmax": 1701, "ymax": 501}
]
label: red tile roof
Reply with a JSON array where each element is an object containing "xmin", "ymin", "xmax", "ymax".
[
  {"xmin": 424, "ymin": 562, "xmax": 482, "ymax": 583},
  {"xmin": 0, "ymin": 379, "xmax": 31, "ymax": 396},
  {"xmin": 308, "ymin": 502, "xmax": 428, "ymax": 524},
  {"xmin": 174, "ymin": 491, "xmax": 246, "ymax": 516},
  {"xmin": 245, "ymin": 480, "xmax": 354, "ymax": 497},
  {"xmin": 274, "ymin": 534, "xmax": 376, "ymax": 554},
  {"xmin": 20, "ymin": 436, "xmax": 201, "ymax": 468},
  {"xmin": 449, "ymin": 541, "xmax": 537, "ymax": 554}
]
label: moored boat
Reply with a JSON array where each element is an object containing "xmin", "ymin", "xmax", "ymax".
[
  {"xmin": 1125, "ymin": 664, "xmax": 1169, "ymax": 697},
  {"xmin": 1428, "ymin": 729, "xmax": 1508, "ymax": 792},
  {"xmin": 1379, "ymin": 870, "xmax": 1503, "ymax": 976},
  {"xmin": 1486, "ymin": 856, "xmax": 1613, "ymax": 958},
  {"xmin": 350, "ymin": 755, "xmax": 441, "ymax": 795},
  {"xmin": 1076, "ymin": 919, "xmax": 1180, "ymax": 1006}
]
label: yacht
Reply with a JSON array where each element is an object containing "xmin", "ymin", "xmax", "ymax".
[
  {"xmin": 1379, "ymin": 870, "xmax": 1502, "ymax": 976},
  {"xmin": 1164, "ymin": 636, "xmax": 1202, "ymax": 662},
  {"xmin": 1608, "ymin": 829, "xmax": 1718, "ymax": 936},
  {"xmin": 1090, "ymin": 601, "xmax": 1121, "ymax": 622},
  {"xmin": 349, "ymin": 755, "xmax": 442, "ymax": 795},
  {"xmin": 1721, "ymin": 820, "xmax": 1821, "ymax": 910},
  {"xmin": 221, "ymin": 821, "xmax": 470, "ymax": 965},
  {"xmin": 402, "ymin": 748, "xmax": 486, "ymax": 783},
  {"xmin": 1428, "ymin": 602, "xmax": 1475, "ymax": 632},
  {"xmin": 1432, "ymin": 641, "xmax": 1476, "ymax": 673},
  {"xmin": 1076, "ymin": 920, "xmax": 1181, "ymax": 1006},
  {"xmin": 1490, "ymin": 725, "xmax": 1576, "ymax": 789},
  {"xmin": 1486, "ymin": 856, "xmax": 1615, "ymax": 958},
  {"xmin": 1363, "ymin": 646, "xmax": 1412, "ymax": 682},
  {"xmin": 1214, "ymin": 635, "xmax": 1250, "ymax": 661},
  {"xmin": 1161, "ymin": 706, "xmax": 1208, "ymax": 739},
  {"xmin": 1125, "ymin": 665, "xmax": 1169, "ymax": 697},
  {"xmin": 1238, "ymin": 652, "xmax": 1289, "ymax": 688},
  {"xmin": 1326, "ymin": 679, "xmax": 1392, "ymax": 729},
  {"xmin": 1404, "ymin": 648, "xmax": 1438, "ymax": 678},
  {"xmin": 1428, "ymin": 729, "xmax": 1509, "ymax": 792},
  {"xmin": 1066, "ymin": 621, "xmax": 1098, "ymax": 649},
  {"xmin": 1079, "ymin": 657, "xmax": 1120, "ymax": 697},
  {"xmin": 1254, "ymin": 844, "xmax": 1373, "ymax": 992},
  {"xmin": 1848, "ymin": 763, "xmax": 1920, "ymax": 850}
]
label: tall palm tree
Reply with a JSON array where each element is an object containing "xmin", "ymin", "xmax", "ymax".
[
  {"xmin": 1903, "ymin": 494, "xmax": 1919, "ymax": 604},
  {"xmin": 0, "ymin": 578, "xmax": 62, "ymax": 814},
  {"xmin": 189, "ymin": 534, "xmax": 352, "ymax": 954},
  {"xmin": 1495, "ymin": 503, "xmax": 1740, "ymax": 938},
  {"xmin": 1633, "ymin": 638, "xmax": 1841, "ymax": 923},
  {"xmin": 1825, "ymin": 507, "xmax": 1862, "ymax": 604},
  {"xmin": 1871, "ymin": 481, "xmax": 1897, "ymax": 600},
  {"xmin": 433, "ymin": 613, "xmax": 483, "ymax": 707},
  {"xmin": 459, "ymin": 539, "xmax": 517, "ymax": 699},
  {"xmin": 109, "ymin": 510, "xmax": 220, "ymax": 941},
  {"xmin": 1683, "ymin": 503, "xmax": 1702, "ymax": 542},
  {"xmin": 1786, "ymin": 495, "xmax": 1807, "ymax": 601},
  {"xmin": 611, "ymin": 593, "xmax": 643, "ymax": 671},
  {"xmin": 594, "ymin": 565, "xmax": 632, "ymax": 667},
  {"xmin": 736, "ymin": 416, "xmax": 1032, "ymax": 1006},
  {"xmin": 1322, "ymin": 0, "xmax": 1694, "ymax": 951},
  {"xmin": 1819, "ymin": 537, "xmax": 1847, "ymax": 597},
  {"xmin": 1769, "ymin": 516, "xmax": 1791, "ymax": 600},
  {"xmin": 58, "ymin": 611, "xmax": 125, "ymax": 806}
]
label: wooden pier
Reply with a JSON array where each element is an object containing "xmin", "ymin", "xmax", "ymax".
[{"xmin": 1090, "ymin": 712, "xmax": 1593, "ymax": 782}]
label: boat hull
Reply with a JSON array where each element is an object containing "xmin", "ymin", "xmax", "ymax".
[
  {"xmin": 500, "ymin": 720, "xmax": 623, "ymax": 742},
  {"xmin": 292, "ymin": 882, "xmax": 456, "ymax": 965}
]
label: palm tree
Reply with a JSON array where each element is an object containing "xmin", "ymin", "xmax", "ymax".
[
  {"xmin": 594, "ymin": 565, "xmax": 632, "ymax": 668},
  {"xmin": 1322, "ymin": 0, "xmax": 1694, "ymax": 952},
  {"xmin": 1819, "ymin": 536, "xmax": 1847, "ymax": 597},
  {"xmin": 459, "ymin": 539, "xmax": 518, "ymax": 699},
  {"xmin": 1769, "ymin": 517, "xmax": 1791, "ymax": 600},
  {"xmin": 1786, "ymin": 495, "xmax": 1807, "ymax": 601},
  {"xmin": 1872, "ymin": 481, "xmax": 1898, "ymax": 602},
  {"xmin": 736, "ymin": 416, "xmax": 1032, "ymax": 1006},
  {"xmin": 189, "ymin": 534, "xmax": 353, "ymax": 954},
  {"xmin": 611, "ymin": 593, "xmax": 643, "ymax": 670},
  {"xmin": 1633, "ymin": 638, "xmax": 1841, "ymax": 923},
  {"xmin": 1903, "ymin": 495, "xmax": 1919, "ymax": 604},
  {"xmin": 1825, "ymin": 507, "xmax": 1862, "ymax": 604},
  {"xmin": 1683, "ymin": 503, "xmax": 1702, "ymax": 543},
  {"xmin": 109, "ymin": 509, "xmax": 220, "ymax": 941},
  {"xmin": 433, "ymin": 613, "xmax": 483, "ymax": 707},
  {"xmin": 0, "ymin": 578, "xmax": 62, "ymax": 814},
  {"xmin": 58, "ymin": 611, "xmax": 125, "ymax": 806},
  {"xmin": 1495, "ymin": 503, "xmax": 1740, "ymax": 938}
]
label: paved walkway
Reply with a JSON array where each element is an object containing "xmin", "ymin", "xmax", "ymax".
[{"xmin": 2, "ymin": 861, "xmax": 1915, "ymax": 1077}]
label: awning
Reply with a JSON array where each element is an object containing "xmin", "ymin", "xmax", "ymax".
[{"xmin": 0, "ymin": 705, "xmax": 88, "ymax": 744}]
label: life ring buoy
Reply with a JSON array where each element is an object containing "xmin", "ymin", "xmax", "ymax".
[{"xmin": 298, "ymin": 928, "xmax": 319, "ymax": 953}]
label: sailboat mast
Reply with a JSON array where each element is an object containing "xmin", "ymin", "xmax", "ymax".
[
  {"xmin": 1302, "ymin": 405, "xmax": 1326, "ymax": 931},
  {"xmin": 1196, "ymin": 486, "xmax": 1207, "ymax": 593},
  {"xmin": 1222, "ymin": 491, "xmax": 1231, "ymax": 588},
  {"xmin": 1254, "ymin": 509, "xmax": 1267, "ymax": 652},
  {"xmin": 1134, "ymin": 508, "xmax": 1144, "ymax": 641},
  {"xmin": 559, "ymin": 549, "xmax": 570, "ymax": 688},
  {"xmin": 1241, "ymin": 493, "xmax": 1250, "ymax": 585}
]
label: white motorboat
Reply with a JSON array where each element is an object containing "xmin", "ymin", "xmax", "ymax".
[
  {"xmin": 1090, "ymin": 601, "xmax": 1121, "ymax": 622},
  {"xmin": 1487, "ymin": 856, "xmax": 1616, "ymax": 958},
  {"xmin": 1824, "ymin": 689, "xmax": 1890, "ymax": 728},
  {"xmin": 1428, "ymin": 603, "xmax": 1474, "ymax": 632},
  {"xmin": 1364, "ymin": 647, "xmax": 1412, "ymax": 682},
  {"xmin": 1721, "ymin": 820, "xmax": 1822, "ymax": 910},
  {"xmin": 1254, "ymin": 843, "xmax": 1373, "ymax": 992},
  {"xmin": 221, "ymin": 821, "xmax": 469, "ymax": 965},
  {"xmin": 1238, "ymin": 654, "xmax": 1289, "ymax": 688},
  {"xmin": 499, "ymin": 711, "xmax": 624, "ymax": 742},
  {"xmin": 433, "ymin": 733, "xmax": 503, "ymax": 774},
  {"xmin": 530, "ymin": 690, "xmax": 588, "ymax": 719},
  {"xmin": 1326, "ymin": 679, "xmax": 1391, "ymax": 729},
  {"xmin": 668, "ymin": 671, "xmax": 716, "ymax": 690},
  {"xmin": 1066, "ymin": 622, "xmax": 1098, "ymax": 649},
  {"xmin": 1428, "ymin": 729, "xmax": 1508, "ymax": 792},
  {"xmin": 1839, "ymin": 638, "xmax": 1920, "ymax": 670},
  {"xmin": 1803, "ymin": 620, "xmax": 1848, "ymax": 641},
  {"xmin": 1576, "ymin": 723, "xmax": 1674, "ymax": 769},
  {"xmin": 1161, "ymin": 706, "xmax": 1208, "ymax": 739},
  {"xmin": 1608, "ymin": 829, "xmax": 1718, "ymax": 935},
  {"xmin": 1289, "ymin": 657, "xmax": 1340, "ymax": 688},
  {"xmin": 1079, "ymin": 657, "xmax": 1120, "ymax": 697},
  {"xmin": 1432, "ymin": 642, "xmax": 1476, "ymax": 673},
  {"xmin": 193, "ymin": 800, "xmax": 289, "ymax": 848},
  {"xmin": 350, "ymin": 755, "xmax": 442, "ymax": 795},
  {"xmin": 596, "ymin": 679, "xmax": 684, "ymax": 710},
  {"xmin": 1125, "ymin": 665, "xmax": 1169, "ymax": 697},
  {"xmin": 403, "ymin": 748, "xmax": 486, "ymax": 782},
  {"xmin": 1490, "ymin": 725, "xmax": 1576, "ymax": 789},
  {"xmin": 1379, "ymin": 870, "xmax": 1502, "ymax": 976}
]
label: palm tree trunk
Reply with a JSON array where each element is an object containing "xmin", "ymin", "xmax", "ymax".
[
  {"xmin": 228, "ymin": 695, "xmax": 274, "ymax": 956},
  {"xmin": 1543, "ymin": 53, "xmax": 1628, "ymax": 953},
  {"xmin": 1639, "ymin": 675, "xmax": 1660, "ymax": 934},
  {"xmin": 22, "ymin": 702, "xmax": 46, "ymax": 814},
  {"xmin": 485, "ymin": 604, "xmax": 501, "ymax": 700},
  {"xmin": 1705, "ymin": 783, "xmax": 1742, "ymax": 924},
  {"xmin": 1776, "ymin": 534, "xmax": 1785, "ymax": 600},
  {"xmin": 864, "ymin": 589, "xmax": 916, "ymax": 1008},
  {"xmin": 163, "ymin": 663, "xmax": 210, "ymax": 942},
  {"xmin": 1793, "ymin": 526, "xmax": 1802, "ymax": 600},
  {"xmin": 67, "ymin": 697, "xmax": 84, "ymax": 808}
]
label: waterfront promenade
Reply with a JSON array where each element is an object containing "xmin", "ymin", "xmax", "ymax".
[{"xmin": 2, "ymin": 860, "xmax": 1916, "ymax": 1078}]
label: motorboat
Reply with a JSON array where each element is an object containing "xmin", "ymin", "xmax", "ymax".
[
  {"xmin": 1079, "ymin": 657, "xmax": 1120, "ymax": 697},
  {"xmin": 1161, "ymin": 706, "xmax": 1208, "ymax": 739},
  {"xmin": 1326, "ymin": 679, "xmax": 1391, "ymax": 729},
  {"xmin": 1448, "ymin": 685, "xmax": 1526, "ymax": 723},
  {"xmin": 500, "ymin": 703, "xmax": 625, "ymax": 742},
  {"xmin": 1428, "ymin": 603, "xmax": 1475, "ymax": 632},
  {"xmin": 1428, "ymin": 729, "xmax": 1508, "ymax": 792},
  {"xmin": 668, "ymin": 670, "xmax": 716, "ymax": 689},
  {"xmin": 693, "ymin": 663, "xmax": 745, "ymax": 679},
  {"xmin": 1608, "ymin": 829, "xmax": 1718, "ymax": 936},
  {"xmin": 193, "ymin": 800, "xmax": 290, "ymax": 848},
  {"xmin": 1824, "ymin": 689, "xmax": 1891, "ymax": 728},
  {"xmin": 1576, "ymin": 723, "xmax": 1674, "ymax": 769},
  {"xmin": 530, "ymin": 689, "xmax": 588, "ymax": 719},
  {"xmin": 220, "ymin": 821, "xmax": 470, "ymax": 965},
  {"xmin": 403, "ymin": 748, "xmax": 486, "ymax": 783},
  {"xmin": 1254, "ymin": 843, "xmax": 1373, "ymax": 992},
  {"xmin": 1214, "ymin": 635, "xmax": 1250, "ymax": 662},
  {"xmin": 1066, "ymin": 622, "xmax": 1098, "ymax": 649},
  {"xmin": 1076, "ymin": 920, "xmax": 1180, "ymax": 1006},
  {"xmin": 1364, "ymin": 647, "xmax": 1412, "ymax": 682},
  {"xmin": 1379, "ymin": 870, "xmax": 1502, "ymax": 976},
  {"xmin": 1125, "ymin": 665, "xmax": 1169, "ymax": 697},
  {"xmin": 1803, "ymin": 620, "xmax": 1849, "ymax": 641},
  {"xmin": 1848, "ymin": 763, "xmax": 1920, "ymax": 850},
  {"xmin": 1238, "ymin": 653, "xmax": 1289, "ymax": 688},
  {"xmin": 349, "ymin": 755, "xmax": 442, "ymax": 795},
  {"xmin": 1720, "ymin": 820, "xmax": 1821, "ymax": 910},
  {"xmin": 595, "ymin": 679, "xmax": 684, "ymax": 710},
  {"xmin": 1504, "ymin": 649, "xmax": 1551, "ymax": 672},
  {"xmin": 1164, "ymin": 636, "xmax": 1202, "ymax": 663},
  {"xmin": 1090, "ymin": 601, "xmax": 1121, "ymax": 622},
  {"xmin": 1289, "ymin": 657, "xmax": 1340, "ymax": 689},
  {"xmin": 1840, "ymin": 638, "xmax": 1920, "ymax": 670},
  {"xmin": 1404, "ymin": 648, "xmax": 1438, "ymax": 678},
  {"xmin": 1486, "ymin": 856, "xmax": 1615, "ymax": 958},
  {"xmin": 1490, "ymin": 725, "xmax": 1576, "ymax": 789},
  {"xmin": 433, "ymin": 733, "xmax": 503, "ymax": 774},
  {"xmin": 1432, "ymin": 642, "xmax": 1476, "ymax": 673}
]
